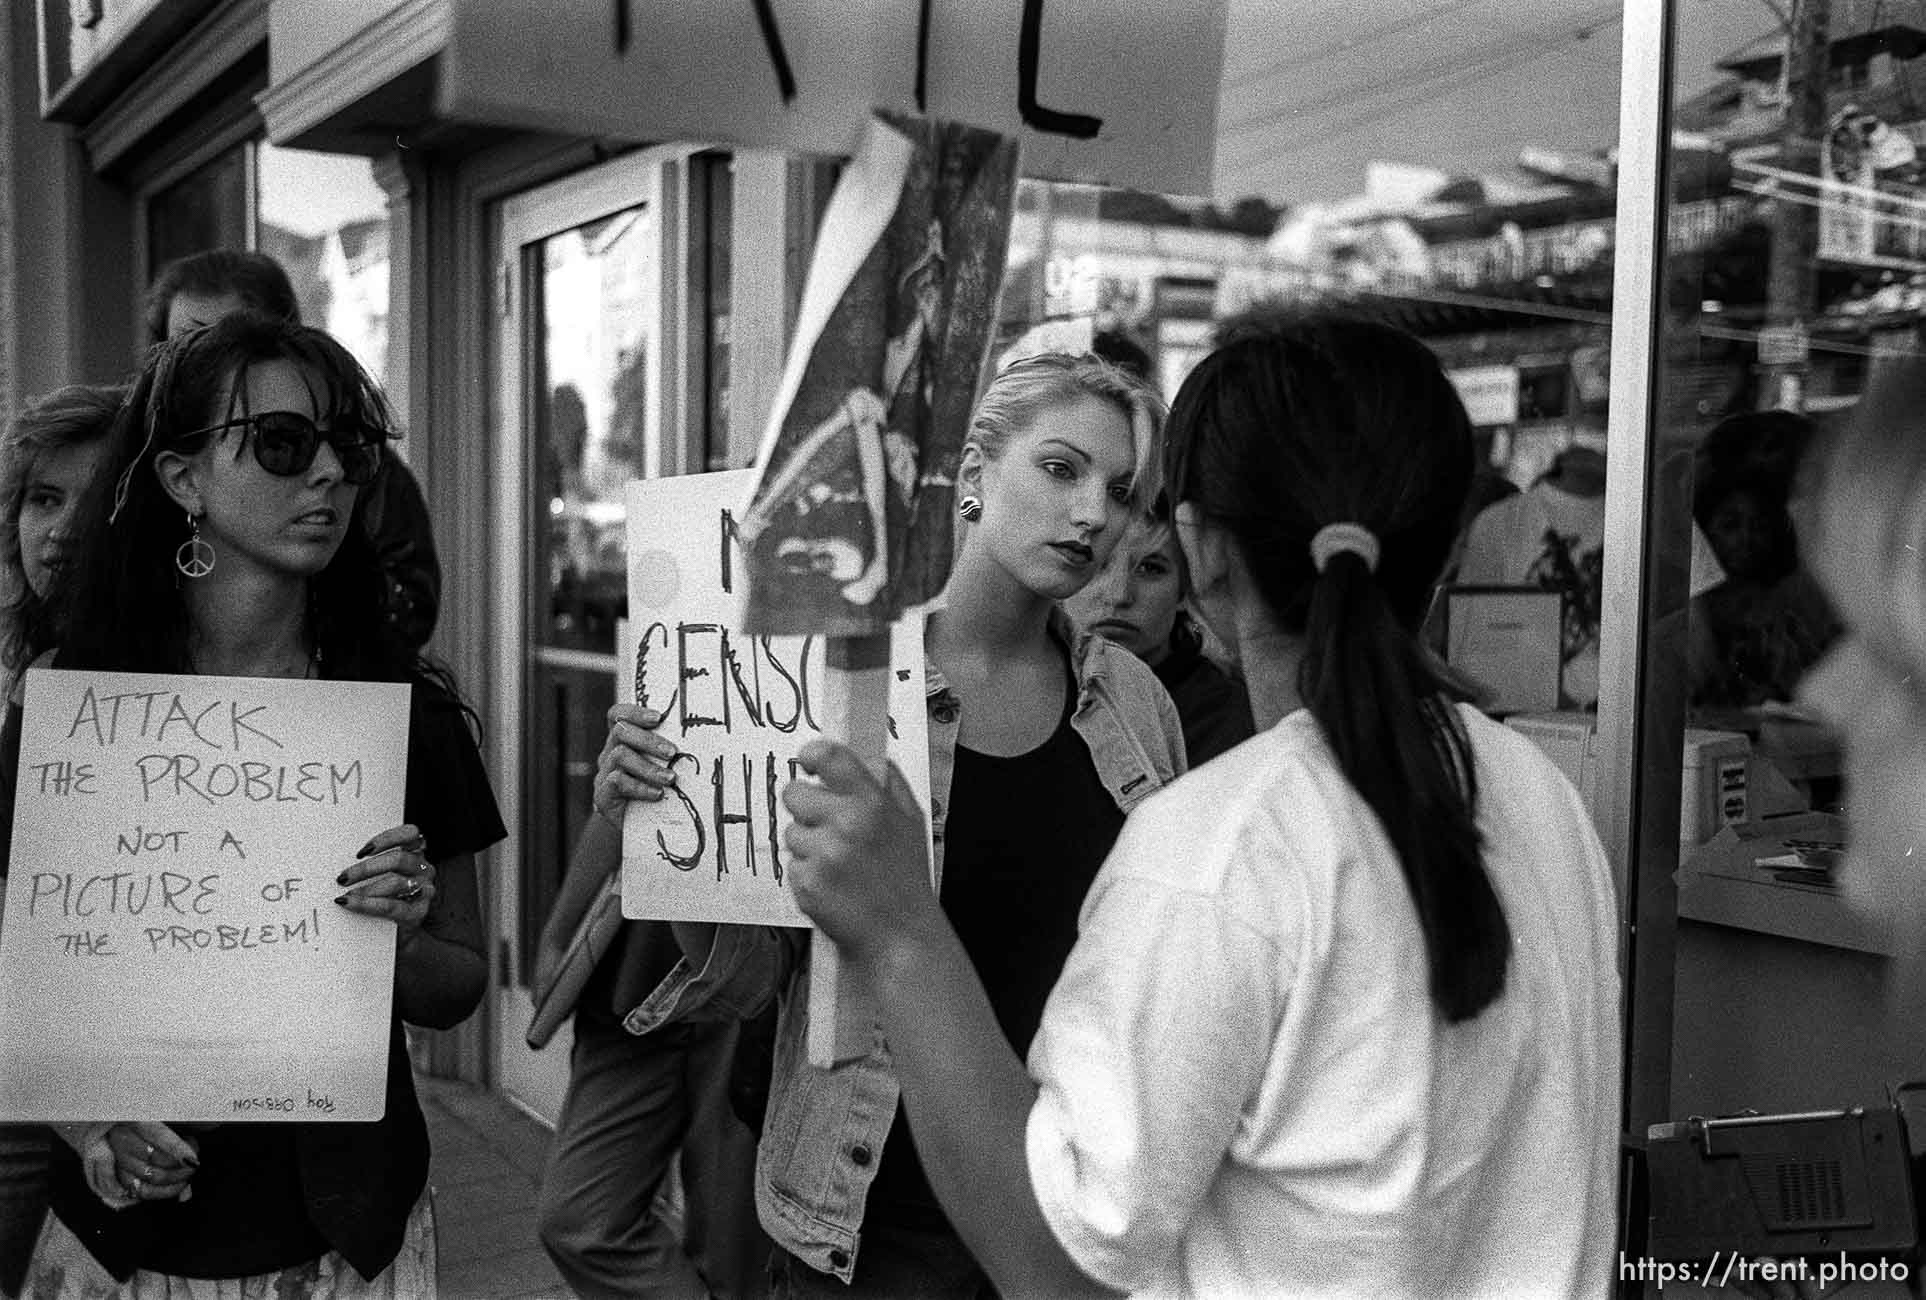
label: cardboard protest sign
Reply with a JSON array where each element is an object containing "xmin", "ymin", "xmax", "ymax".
[
  {"xmin": 0, "ymin": 671, "xmax": 410, "ymax": 1123},
  {"xmin": 738, "ymin": 109, "xmax": 1019, "ymax": 637},
  {"xmin": 621, "ymin": 470, "xmax": 931, "ymax": 929},
  {"xmin": 441, "ymin": 0, "xmax": 1228, "ymax": 196}
]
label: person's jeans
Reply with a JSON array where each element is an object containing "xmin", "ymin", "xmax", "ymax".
[
  {"xmin": 0, "ymin": 1124, "xmax": 52, "ymax": 1299},
  {"xmin": 767, "ymin": 1219, "xmax": 995, "ymax": 1300},
  {"xmin": 538, "ymin": 1013, "xmax": 767, "ymax": 1299}
]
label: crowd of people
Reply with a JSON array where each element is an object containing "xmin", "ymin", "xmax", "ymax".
[{"xmin": 0, "ymin": 240, "xmax": 1919, "ymax": 1300}]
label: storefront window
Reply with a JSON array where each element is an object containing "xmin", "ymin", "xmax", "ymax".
[
  {"xmin": 145, "ymin": 145, "xmax": 248, "ymax": 275},
  {"xmin": 1655, "ymin": 0, "xmax": 1919, "ymax": 1124},
  {"xmin": 518, "ymin": 196, "xmax": 657, "ymax": 976},
  {"xmin": 143, "ymin": 142, "xmax": 390, "ymax": 385},
  {"xmin": 1001, "ymin": 6, "xmax": 1628, "ymax": 734},
  {"xmin": 698, "ymin": 153, "xmax": 735, "ymax": 472},
  {"xmin": 538, "ymin": 203, "xmax": 655, "ymax": 659},
  {"xmin": 257, "ymin": 144, "xmax": 390, "ymax": 385}
]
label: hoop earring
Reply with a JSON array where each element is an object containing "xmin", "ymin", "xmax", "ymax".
[
  {"xmin": 957, "ymin": 495, "xmax": 983, "ymax": 522},
  {"xmin": 175, "ymin": 512, "xmax": 216, "ymax": 580}
]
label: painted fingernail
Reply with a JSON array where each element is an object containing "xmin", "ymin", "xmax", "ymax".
[
  {"xmin": 334, "ymin": 895, "xmax": 349, "ymax": 906},
  {"xmin": 335, "ymin": 871, "xmax": 349, "ymax": 886},
  {"xmin": 357, "ymin": 838, "xmax": 376, "ymax": 857}
]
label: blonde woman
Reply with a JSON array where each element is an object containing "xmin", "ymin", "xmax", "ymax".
[{"xmin": 593, "ymin": 353, "xmax": 1184, "ymax": 1296}]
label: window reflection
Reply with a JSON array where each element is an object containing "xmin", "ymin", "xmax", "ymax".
[
  {"xmin": 539, "ymin": 206, "xmax": 654, "ymax": 655},
  {"xmin": 257, "ymin": 144, "xmax": 391, "ymax": 386},
  {"xmin": 145, "ymin": 143, "xmax": 391, "ymax": 388},
  {"xmin": 1661, "ymin": 0, "xmax": 1926, "ymax": 1125}
]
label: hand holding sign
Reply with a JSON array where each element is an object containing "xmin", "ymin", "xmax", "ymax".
[
  {"xmin": 781, "ymin": 738, "xmax": 939, "ymax": 965},
  {"xmin": 336, "ymin": 825, "xmax": 435, "ymax": 932},
  {"xmin": 591, "ymin": 704, "xmax": 682, "ymax": 827}
]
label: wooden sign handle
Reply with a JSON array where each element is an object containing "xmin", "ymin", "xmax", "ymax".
[{"xmin": 808, "ymin": 633, "xmax": 895, "ymax": 1067}]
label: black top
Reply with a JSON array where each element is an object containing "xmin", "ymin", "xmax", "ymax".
[
  {"xmin": 362, "ymin": 459, "xmax": 443, "ymax": 652},
  {"xmin": 864, "ymin": 662, "xmax": 1125, "ymax": 1229},
  {"xmin": 17, "ymin": 679, "xmax": 505, "ymax": 1282},
  {"xmin": 1154, "ymin": 631, "xmax": 1254, "ymax": 768}
]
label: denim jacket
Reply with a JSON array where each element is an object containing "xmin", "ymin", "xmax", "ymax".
[{"xmin": 621, "ymin": 608, "xmax": 1186, "ymax": 1280}]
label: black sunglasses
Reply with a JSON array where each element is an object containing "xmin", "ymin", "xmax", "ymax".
[{"xmin": 183, "ymin": 411, "xmax": 385, "ymax": 486}]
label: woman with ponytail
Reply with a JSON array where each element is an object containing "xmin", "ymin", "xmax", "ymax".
[{"xmin": 778, "ymin": 307, "xmax": 1620, "ymax": 1298}]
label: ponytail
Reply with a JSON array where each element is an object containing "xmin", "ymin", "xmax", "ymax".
[
  {"xmin": 1171, "ymin": 307, "xmax": 1511, "ymax": 1023},
  {"xmin": 1299, "ymin": 550, "xmax": 1509, "ymax": 1023}
]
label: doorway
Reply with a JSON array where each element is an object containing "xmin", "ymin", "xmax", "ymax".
[{"xmin": 488, "ymin": 147, "xmax": 731, "ymax": 1120}]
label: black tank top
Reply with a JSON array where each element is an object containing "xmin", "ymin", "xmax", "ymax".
[{"xmin": 864, "ymin": 662, "xmax": 1125, "ymax": 1227}]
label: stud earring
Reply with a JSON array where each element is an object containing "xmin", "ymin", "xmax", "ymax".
[
  {"xmin": 175, "ymin": 512, "xmax": 216, "ymax": 579},
  {"xmin": 957, "ymin": 495, "xmax": 983, "ymax": 522}
]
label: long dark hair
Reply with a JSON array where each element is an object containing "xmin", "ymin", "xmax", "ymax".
[
  {"xmin": 61, "ymin": 313, "xmax": 434, "ymax": 695},
  {"xmin": 0, "ymin": 384, "xmax": 124, "ymax": 675},
  {"xmin": 1168, "ymin": 308, "xmax": 1508, "ymax": 1022}
]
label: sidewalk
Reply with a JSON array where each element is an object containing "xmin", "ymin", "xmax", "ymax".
[{"xmin": 420, "ymin": 1076, "xmax": 569, "ymax": 1300}]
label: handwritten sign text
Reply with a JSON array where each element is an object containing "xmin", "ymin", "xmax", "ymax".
[{"xmin": 0, "ymin": 671, "xmax": 410, "ymax": 1122}]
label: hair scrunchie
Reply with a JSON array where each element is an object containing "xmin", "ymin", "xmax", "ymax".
[{"xmin": 1309, "ymin": 522, "xmax": 1381, "ymax": 575}]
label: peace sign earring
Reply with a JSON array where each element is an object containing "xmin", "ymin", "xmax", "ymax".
[{"xmin": 176, "ymin": 511, "xmax": 216, "ymax": 579}]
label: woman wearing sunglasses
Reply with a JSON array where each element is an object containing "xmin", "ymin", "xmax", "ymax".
[{"xmin": 8, "ymin": 312, "xmax": 504, "ymax": 1298}]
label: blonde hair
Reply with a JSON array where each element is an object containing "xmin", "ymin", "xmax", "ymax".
[{"xmin": 969, "ymin": 352, "xmax": 1165, "ymax": 505}]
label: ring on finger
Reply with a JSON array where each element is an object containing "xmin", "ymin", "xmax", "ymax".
[{"xmin": 399, "ymin": 881, "xmax": 425, "ymax": 902}]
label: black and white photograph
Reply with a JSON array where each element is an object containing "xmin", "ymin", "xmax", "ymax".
[{"xmin": 2, "ymin": 1, "xmax": 1924, "ymax": 1297}]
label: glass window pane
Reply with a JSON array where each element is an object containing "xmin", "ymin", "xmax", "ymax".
[
  {"xmin": 146, "ymin": 145, "xmax": 248, "ymax": 274},
  {"xmin": 257, "ymin": 143, "xmax": 391, "ymax": 386},
  {"xmin": 539, "ymin": 204, "xmax": 654, "ymax": 657},
  {"xmin": 1002, "ymin": 5, "xmax": 1624, "ymax": 719},
  {"xmin": 699, "ymin": 153, "xmax": 735, "ymax": 472},
  {"xmin": 1657, "ymin": 0, "xmax": 1911, "ymax": 1123},
  {"xmin": 518, "ymin": 201, "xmax": 656, "ymax": 974}
]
